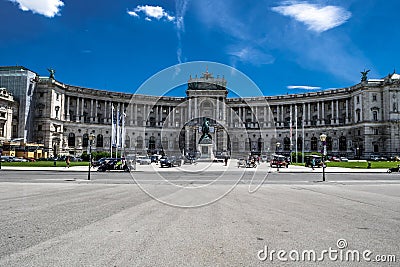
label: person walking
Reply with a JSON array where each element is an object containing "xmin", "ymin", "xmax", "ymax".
[
  {"xmin": 311, "ymin": 157, "xmax": 315, "ymax": 170},
  {"xmin": 66, "ymin": 156, "xmax": 70, "ymax": 168}
]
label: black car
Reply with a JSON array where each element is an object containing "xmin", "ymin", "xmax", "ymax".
[{"xmin": 160, "ymin": 156, "xmax": 182, "ymax": 168}]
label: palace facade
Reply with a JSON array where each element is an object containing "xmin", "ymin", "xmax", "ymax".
[{"xmin": 1, "ymin": 66, "xmax": 400, "ymax": 159}]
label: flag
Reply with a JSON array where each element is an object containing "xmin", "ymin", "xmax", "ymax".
[
  {"xmin": 111, "ymin": 104, "xmax": 116, "ymax": 147},
  {"xmin": 116, "ymin": 110, "xmax": 121, "ymax": 148},
  {"xmin": 121, "ymin": 112, "xmax": 126, "ymax": 149}
]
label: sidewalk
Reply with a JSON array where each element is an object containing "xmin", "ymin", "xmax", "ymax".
[{"xmin": 0, "ymin": 161, "xmax": 390, "ymax": 173}]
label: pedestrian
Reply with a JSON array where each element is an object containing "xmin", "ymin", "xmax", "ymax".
[
  {"xmin": 66, "ymin": 156, "xmax": 70, "ymax": 168},
  {"xmin": 224, "ymin": 155, "xmax": 228, "ymax": 166},
  {"xmin": 311, "ymin": 157, "xmax": 315, "ymax": 170}
]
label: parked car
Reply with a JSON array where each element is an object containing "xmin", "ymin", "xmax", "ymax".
[
  {"xmin": 150, "ymin": 155, "xmax": 162, "ymax": 163},
  {"xmin": 92, "ymin": 157, "xmax": 111, "ymax": 167},
  {"xmin": 340, "ymin": 157, "xmax": 349, "ymax": 162},
  {"xmin": 304, "ymin": 155, "xmax": 323, "ymax": 168},
  {"xmin": 0, "ymin": 156, "xmax": 14, "ymax": 162},
  {"xmin": 12, "ymin": 157, "xmax": 29, "ymax": 162},
  {"xmin": 159, "ymin": 156, "xmax": 182, "ymax": 168},
  {"xmin": 270, "ymin": 155, "xmax": 288, "ymax": 168},
  {"xmin": 97, "ymin": 158, "xmax": 130, "ymax": 172},
  {"xmin": 136, "ymin": 156, "xmax": 151, "ymax": 165}
]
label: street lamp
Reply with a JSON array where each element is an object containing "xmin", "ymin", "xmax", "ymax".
[
  {"xmin": 276, "ymin": 142, "xmax": 281, "ymax": 172},
  {"xmin": 88, "ymin": 133, "xmax": 95, "ymax": 180},
  {"xmin": 320, "ymin": 133, "xmax": 327, "ymax": 182}
]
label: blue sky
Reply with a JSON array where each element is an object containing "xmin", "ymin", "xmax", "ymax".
[{"xmin": 1, "ymin": 0, "xmax": 399, "ymax": 96}]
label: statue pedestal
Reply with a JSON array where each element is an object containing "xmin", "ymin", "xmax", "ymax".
[
  {"xmin": 198, "ymin": 136, "xmax": 214, "ymax": 161},
  {"xmin": 198, "ymin": 144, "xmax": 213, "ymax": 160}
]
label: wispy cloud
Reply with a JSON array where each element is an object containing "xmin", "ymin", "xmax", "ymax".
[
  {"xmin": 287, "ymin": 85, "xmax": 321, "ymax": 90},
  {"xmin": 127, "ymin": 5, "xmax": 175, "ymax": 22},
  {"xmin": 8, "ymin": 0, "xmax": 64, "ymax": 18},
  {"xmin": 228, "ymin": 46, "xmax": 274, "ymax": 65},
  {"xmin": 194, "ymin": 1, "xmax": 274, "ymax": 66},
  {"xmin": 272, "ymin": 1, "xmax": 351, "ymax": 33},
  {"xmin": 175, "ymin": 0, "xmax": 189, "ymax": 64}
]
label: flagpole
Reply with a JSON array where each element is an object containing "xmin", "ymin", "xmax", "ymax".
[
  {"xmin": 116, "ymin": 109, "xmax": 120, "ymax": 158},
  {"xmin": 121, "ymin": 111, "xmax": 126, "ymax": 157},
  {"xmin": 111, "ymin": 104, "xmax": 114, "ymax": 158},
  {"xmin": 290, "ymin": 106, "xmax": 293, "ymax": 163},
  {"xmin": 295, "ymin": 105, "xmax": 298, "ymax": 163},
  {"xmin": 302, "ymin": 107, "xmax": 305, "ymax": 163}
]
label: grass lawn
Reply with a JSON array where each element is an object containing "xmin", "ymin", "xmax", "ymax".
[
  {"xmin": 1, "ymin": 161, "xmax": 89, "ymax": 167},
  {"xmin": 292, "ymin": 161, "xmax": 400, "ymax": 169}
]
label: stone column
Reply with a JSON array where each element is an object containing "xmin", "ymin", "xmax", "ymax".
[
  {"xmin": 308, "ymin": 103, "xmax": 311, "ymax": 126},
  {"xmin": 317, "ymin": 102, "xmax": 320, "ymax": 125},
  {"xmin": 90, "ymin": 99, "xmax": 94, "ymax": 123},
  {"xmin": 134, "ymin": 103, "xmax": 138, "ymax": 126},
  {"xmin": 216, "ymin": 98, "xmax": 220, "ymax": 120},
  {"xmin": 276, "ymin": 105, "xmax": 280, "ymax": 126},
  {"xmin": 81, "ymin": 98, "xmax": 84, "ymax": 118},
  {"xmin": 76, "ymin": 97, "xmax": 80, "ymax": 122},
  {"xmin": 222, "ymin": 99, "xmax": 226, "ymax": 123},
  {"xmin": 302, "ymin": 103, "xmax": 305, "ymax": 127},
  {"xmin": 281, "ymin": 105, "xmax": 284, "ymax": 126},
  {"xmin": 188, "ymin": 99, "xmax": 191, "ymax": 121},
  {"xmin": 331, "ymin": 101, "xmax": 334, "ymax": 124},
  {"xmin": 66, "ymin": 96, "xmax": 70, "ymax": 121},
  {"xmin": 345, "ymin": 99, "xmax": 349, "ymax": 124},
  {"xmin": 321, "ymin": 101, "xmax": 325, "ymax": 125},
  {"xmin": 264, "ymin": 106, "xmax": 267, "ymax": 127},
  {"xmin": 95, "ymin": 100, "xmax": 98, "ymax": 123},
  {"xmin": 336, "ymin": 100, "xmax": 339, "ymax": 124}
]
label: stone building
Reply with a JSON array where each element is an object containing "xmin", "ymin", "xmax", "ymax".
[
  {"xmin": 0, "ymin": 88, "xmax": 18, "ymax": 143},
  {"xmin": 1, "ymin": 66, "xmax": 400, "ymax": 159}
]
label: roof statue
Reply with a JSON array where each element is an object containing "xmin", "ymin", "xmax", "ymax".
[
  {"xmin": 187, "ymin": 67, "xmax": 227, "ymax": 90},
  {"xmin": 361, "ymin": 69, "xmax": 370, "ymax": 82},
  {"xmin": 47, "ymin": 68, "xmax": 56, "ymax": 79}
]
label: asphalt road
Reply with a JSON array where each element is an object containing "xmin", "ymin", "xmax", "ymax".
[{"xmin": 0, "ymin": 171, "xmax": 399, "ymax": 266}]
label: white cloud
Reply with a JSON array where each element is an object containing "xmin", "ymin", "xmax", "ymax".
[
  {"xmin": 9, "ymin": 0, "xmax": 64, "ymax": 17},
  {"xmin": 128, "ymin": 5, "xmax": 175, "ymax": 22},
  {"xmin": 287, "ymin": 85, "xmax": 321, "ymax": 90},
  {"xmin": 127, "ymin": 11, "xmax": 139, "ymax": 17},
  {"xmin": 272, "ymin": 1, "xmax": 351, "ymax": 33}
]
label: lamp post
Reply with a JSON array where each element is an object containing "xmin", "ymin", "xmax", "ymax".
[
  {"xmin": 320, "ymin": 133, "xmax": 327, "ymax": 182},
  {"xmin": 88, "ymin": 134, "xmax": 95, "ymax": 180},
  {"xmin": 276, "ymin": 142, "xmax": 281, "ymax": 172}
]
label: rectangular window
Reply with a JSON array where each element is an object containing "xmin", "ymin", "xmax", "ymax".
[
  {"xmin": 372, "ymin": 94, "xmax": 377, "ymax": 101},
  {"xmin": 357, "ymin": 96, "xmax": 360, "ymax": 104},
  {"xmin": 56, "ymin": 93, "xmax": 59, "ymax": 100},
  {"xmin": 38, "ymin": 125, "xmax": 42, "ymax": 131}
]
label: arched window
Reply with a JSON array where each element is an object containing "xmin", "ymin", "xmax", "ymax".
[
  {"xmin": 258, "ymin": 138, "xmax": 263, "ymax": 152},
  {"xmin": 297, "ymin": 137, "xmax": 303, "ymax": 151},
  {"xmin": 149, "ymin": 136, "xmax": 156, "ymax": 150},
  {"xmin": 311, "ymin": 137, "xmax": 318, "ymax": 151},
  {"xmin": 137, "ymin": 136, "xmax": 143, "ymax": 150},
  {"xmin": 82, "ymin": 134, "xmax": 88, "ymax": 147},
  {"xmin": 339, "ymin": 136, "xmax": 347, "ymax": 151},
  {"xmin": 125, "ymin": 136, "xmax": 130, "ymax": 148},
  {"xmin": 326, "ymin": 136, "xmax": 333, "ymax": 151},
  {"xmin": 68, "ymin": 133, "xmax": 75, "ymax": 147},
  {"xmin": 96, "ymin": 134, "xmax": 103, "ymax": 147},
  {"xmin": 283, "ymin": 137, "xmax": 290, "ymax": 151}
]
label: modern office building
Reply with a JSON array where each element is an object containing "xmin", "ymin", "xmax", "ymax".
[{"xmin": 1, "ymin": 65, "xmax": 400, "ymax": 159}]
